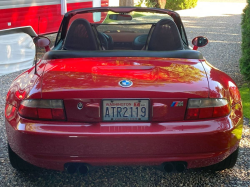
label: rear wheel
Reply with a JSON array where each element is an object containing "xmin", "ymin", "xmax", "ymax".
[
  {"xmin": 206, "ymin": 147, "xmax": 239, "ymax": 171},
  {"xmin": 8, "ymin": 144, "xmax": 35, "ymax": 170}
]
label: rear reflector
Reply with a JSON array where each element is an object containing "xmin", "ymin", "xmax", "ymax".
[
  {"xmin": 18, "ymin": 99, "xmax": 65, "ymax": 120},
  {"xmin": 185, "ymin": 98, "xmax": 230, "ymax": 120}
]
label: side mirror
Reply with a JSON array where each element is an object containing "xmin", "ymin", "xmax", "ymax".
[
  {"xmin": 192, "ymin": 36, "xmax": 208, "ymax": 50},
  {"xmin": 33, "ymin": 36, "xmax": 51, "ymax": 52}
]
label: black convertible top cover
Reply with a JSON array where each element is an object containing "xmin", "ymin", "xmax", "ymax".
[{"xmin": 43, "ymin": 50, "xmax": 203, "ymax": 60}]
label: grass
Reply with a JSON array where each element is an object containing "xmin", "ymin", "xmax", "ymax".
[{"xmin": 239, "ymin": 84, "xmax": 250, "ymax": 119}]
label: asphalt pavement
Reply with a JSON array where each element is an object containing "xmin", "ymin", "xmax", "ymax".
[{"xmin": 0, "ymin": 1, "xmax": 249, "ymax": 186}]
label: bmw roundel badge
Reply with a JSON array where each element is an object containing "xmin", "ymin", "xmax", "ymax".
[
  {"xmin": 77, "ymin": 102, "xmax": 83, "ymax": 110},
  {"xmin": 119, "ymin": 80, "xmax": 133, "ymax": 87}
]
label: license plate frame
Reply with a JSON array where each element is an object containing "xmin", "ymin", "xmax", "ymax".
[{"xmin": 102, "ymin": 99, "xmax": 150, "ymax": 122}]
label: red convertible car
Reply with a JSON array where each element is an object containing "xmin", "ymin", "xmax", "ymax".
[{"xmin": 5, "ymin": 7, "xmax": 243, "ymax": 174}]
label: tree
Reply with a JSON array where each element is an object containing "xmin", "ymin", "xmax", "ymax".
[
  {"xmin": 155, "ymin": 0, "xmax": 166, "ymax": 9},
  {"xmin": 119, "ymin": 0, "xmax": 134, "ymax": 6}
]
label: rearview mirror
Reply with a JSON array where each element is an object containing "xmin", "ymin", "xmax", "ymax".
[
  {"xmin": 192, "ymin": 36, "xmax": 208, "ymax": 50},
  {"xmin": 33, "ymin": 36, "xmax": 51, "ymax": 52},
  {"xmin": 109, "ymin": 14, "xmax": 132, "ymax": 21}
]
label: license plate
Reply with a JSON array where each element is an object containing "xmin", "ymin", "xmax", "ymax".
[{"xmin": 102, "ymin": 99, "xmax": 149, "ymax": 121}]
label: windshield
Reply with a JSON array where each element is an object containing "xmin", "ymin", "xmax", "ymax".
[{"xmin": 55, "ymin": 8, "xmax": 188, "ymax": 50}]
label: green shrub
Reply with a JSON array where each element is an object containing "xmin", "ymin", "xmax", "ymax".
[
  {"xmin": 240, "ymin": 1, "xmax": 250, "ymax": 82},
  {"xmin": 135, "ymin": 0, "xmax": 197, "ymax": 10},
  {"xmin": 165, "ymin": 0, "xmax": 198, "ymax": 10},
  {"xmin": 239, "ymin": 84, "xmax": 250, "ymax": 118},
  {"xmin": 135, "ymin": 0, "xmax": 157, "ymax": 8}
]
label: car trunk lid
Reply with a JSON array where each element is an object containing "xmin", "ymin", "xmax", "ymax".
[{"xmin": 41, "ymin": 57, "xmax": 209, "ymax": 122}]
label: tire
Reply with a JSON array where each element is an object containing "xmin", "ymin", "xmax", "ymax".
[
  {"xmin": 206, "ymin": 147, "xmax": 239, "ymax": 171},
  {"xmin": 8, "ymin": 144, "xmax": 35, "ymax": 171}
]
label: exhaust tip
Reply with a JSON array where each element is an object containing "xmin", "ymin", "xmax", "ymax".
[
  {"xmin": 78, "ymin": 164, "xmax": 89, "ymax": 175},
  {"xmin": 65, "ymin": 164, "xmax": 77, "ymax": 174},
  {"xmin": 161, "ymin": 162, "xmax": 187, "ymax": 173},
  {"xmin": 175, "ymin": 162, "xmax": 187, "ymax": 172},
  {"xmin": 163, "ymin": 162, "xmax": 174, "ymax": 173}
]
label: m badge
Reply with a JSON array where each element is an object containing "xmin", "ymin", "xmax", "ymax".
[{"xmin": 171, "ymin": 101, "xmax": 184, "ymax": 107}]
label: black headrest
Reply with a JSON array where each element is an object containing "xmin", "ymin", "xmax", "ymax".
[
  {"xmin": 63, "ymin": 18, "xmax": 99, "ymax": 50},
  {"xmin": 148, "ymin": 19, "xmax": 183, "ymax": 51}
]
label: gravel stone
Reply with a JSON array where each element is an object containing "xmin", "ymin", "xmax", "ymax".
[{"xmin": 0, "ymin": 1, "xmax": 249, "ymax": 186}]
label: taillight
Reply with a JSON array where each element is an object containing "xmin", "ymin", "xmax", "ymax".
[
  {"xmin": 185, "ymin": 98, "xmax": 230, "ymax": 120},
  {"xmin": 18, "ymin": 100, "xmax": 66, "ymax": 120}
]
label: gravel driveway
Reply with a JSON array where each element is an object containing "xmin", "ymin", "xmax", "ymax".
[
  {"xmin": 0, "ymin": 1, "xmax": 250, "ymax": 186},
  {"xmin": 177, "ymin": 1, "xmax": 247, "ymax": 86}
]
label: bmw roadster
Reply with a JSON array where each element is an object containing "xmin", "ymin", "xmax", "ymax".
[{"xmin": 5, "ymin": 7, "xmax": 243, "ymax": 174}]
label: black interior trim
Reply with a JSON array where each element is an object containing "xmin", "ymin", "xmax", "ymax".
[
  {"xmin": 91, "ymin": 25, "xmax": 103, "ymax": 50},
  {"xmin": 43, "ymin": 50, "xmax": 203, "ymax": 60},
  {"xmin": 145, "ymin": 24, "xmax": 156, "ymax": 50}
]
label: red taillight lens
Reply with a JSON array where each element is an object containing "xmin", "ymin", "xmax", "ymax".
[
  {"xmin": 18, "ymin": 100, "xmax": 65, "ymax": 120},
  {"xmin": 51, "ymin": 109, "xmax": 65, "ymax": 120},
  {"xmin": 18, "ymin": 105, "xmax": 38, "ymax": 119},
  {"xmin": 213, "ymin": 105, "xmax": 231, "ymax": 118},
  {"xmin": 37, "ymin": 108, "xmax": 52, "ymax": 119},
  {"xmin": 186, "ymin": 108, "xmax": 200, "ymax": 120},
  {"xmin": 199, "ymin": 107, "xmax": 213, "ymax": 119},
  {"xmin": 185, "ymin": 99, "xmax": 230, "ymax": 120}
]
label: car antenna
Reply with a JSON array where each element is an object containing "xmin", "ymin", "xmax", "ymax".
[{"xmin": 34, "ymin": 16, "xmax": 40, "ymax": 75}]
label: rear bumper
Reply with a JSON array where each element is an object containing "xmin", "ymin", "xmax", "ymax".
[{"xmin": 6, "ymin": 115, "xmax": 243, "ymax": 171}]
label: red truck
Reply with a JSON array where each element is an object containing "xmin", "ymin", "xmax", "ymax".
[{"xmin": 0, "ymin": 0, "xmax": 109, "ymax": 36}]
